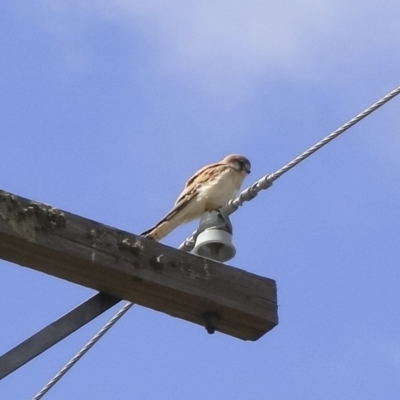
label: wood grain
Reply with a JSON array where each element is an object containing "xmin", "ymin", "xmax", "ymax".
[{"xmin": 0, "ymin": 189, "xmax": 278, "ymax": 341}]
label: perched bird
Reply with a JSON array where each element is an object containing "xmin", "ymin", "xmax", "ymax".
[{"xmin": 141, "ymin": 154, "xmax": 251, "ymax": 241}]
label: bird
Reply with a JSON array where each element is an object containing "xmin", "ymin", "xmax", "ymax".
[{"xmin": 141, "ymin": 154, "xmax": 251, "ymax": 242}]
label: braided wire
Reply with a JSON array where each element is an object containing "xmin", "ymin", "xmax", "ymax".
[
  {"xmin": 32, "ymin": 301, "xmax": 134, "ymax": 400},
  {"xmin": 32, "ymin": 85, "xmax": 400, "ymax": 398},
  {"xmin": 179, "ymin": 85, "xmax": 400, "ymax": 252}
]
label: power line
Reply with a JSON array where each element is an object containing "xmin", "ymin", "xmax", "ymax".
[
  {"xmin": 32, "ymin": 302, "xmax": 134, "ymax": 400},
  {"xmin": 33, "ymin": 84, "xmax": 400, "ymax": 398},
  {"xmin": 179, "ymin": 85, "xmax": 400, "ymax": 252}
]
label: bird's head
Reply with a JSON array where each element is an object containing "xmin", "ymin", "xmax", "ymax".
[{"xmin": 223, "ymin": 154, "xmax": 251, "ymax": 174}]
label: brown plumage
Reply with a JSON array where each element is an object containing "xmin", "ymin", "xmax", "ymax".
[{"xmin": 141, "ymin": 154, "xmax": 251, "ymax": 241}]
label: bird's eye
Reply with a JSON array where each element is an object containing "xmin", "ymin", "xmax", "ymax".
[{"xmin": 239, "ymin": 161, "xmax": 248, "ymax": 171}]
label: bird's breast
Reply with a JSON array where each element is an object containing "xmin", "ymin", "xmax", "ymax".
[{"xmin": 196, "ymin": 168, "xmax": 245, "ymax": 209}]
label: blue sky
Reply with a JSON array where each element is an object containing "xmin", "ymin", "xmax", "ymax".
[{"xmin": 1, "ymin": 1, "xmax": 399, "ymax": 399}]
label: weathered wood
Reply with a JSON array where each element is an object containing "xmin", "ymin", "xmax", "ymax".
[{"xmin": 0, "ymin": 189, "xmax": 278, "ymax": 341}]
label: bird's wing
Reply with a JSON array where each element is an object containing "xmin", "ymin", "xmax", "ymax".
[
  {"xmin": 141, "ymin": 162, "xmax": 230, "ymax": 241},
  {"xmin": 140, "ymin": 185, "xmax": 200, "ymax": 241},
  {"xmin": 175, "ymin": 162, "xmax": 228, "ymax": 204}
]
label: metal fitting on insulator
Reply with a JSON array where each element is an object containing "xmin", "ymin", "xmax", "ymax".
[{"xmin": 193, "ymin": 210, "xmax": 236, "ymax": 262}]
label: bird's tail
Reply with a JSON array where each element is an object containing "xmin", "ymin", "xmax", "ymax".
[
  {"xmin": 141, "ymin": 203, "xmax": 193, "ymax": 242},
  {"xmin": 141, "ymin": 218, "xmax": 180, "ymax": 242},
  {"xmin": 141, "ymin": 193, "xmax": 199, "ymax": 241}
]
